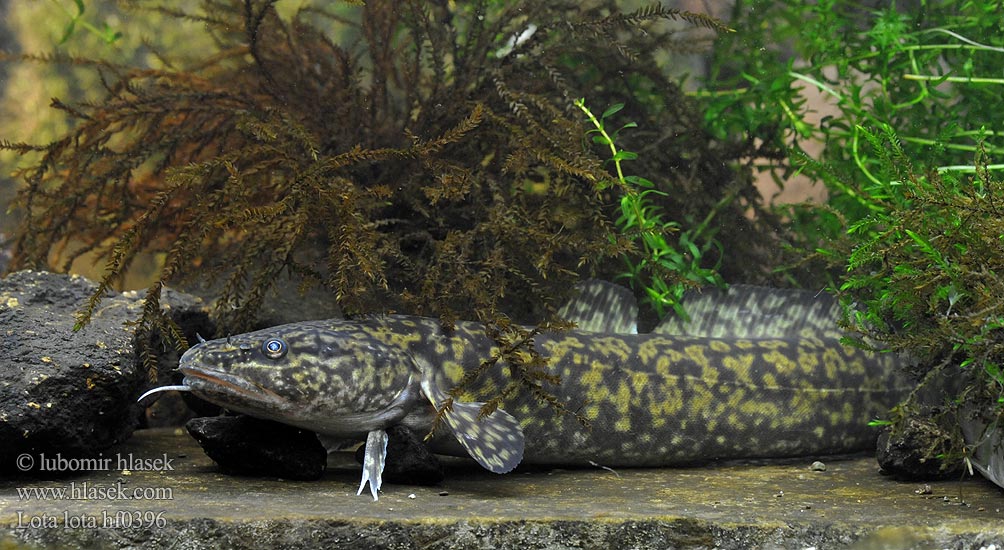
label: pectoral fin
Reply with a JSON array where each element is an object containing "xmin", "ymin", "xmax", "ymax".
[
  {"xmin": 421, "ymin": 378, "xmax": 524, "ymax": 473},
  {"xmin": 445, "ymin": 400, "xmax": 524, "ymax": 473}
]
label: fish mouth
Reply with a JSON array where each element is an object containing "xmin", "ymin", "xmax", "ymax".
[{"xmin": 180, "ymin": 365, "xmax": 286, "ymax": 407}]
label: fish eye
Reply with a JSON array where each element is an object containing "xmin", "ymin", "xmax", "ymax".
[{"xmin": 261, "ymin": 338, "xmax": 288, "ymax": 359}]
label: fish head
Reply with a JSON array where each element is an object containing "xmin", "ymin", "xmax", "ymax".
[{"xmin": 176, "ymin": 320, "xmax": 424, "ymax": 437}]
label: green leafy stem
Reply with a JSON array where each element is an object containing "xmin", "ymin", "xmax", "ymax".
[
  {"xmin": 51, "ymin": 0, "xmax": 123, "ymax": 45},
  {"xmin": 574, "ymin": 98, "xmax": 725, "ymax": 319}
]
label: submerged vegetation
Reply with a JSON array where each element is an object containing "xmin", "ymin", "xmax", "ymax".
[
  {"xmin": 52, "ymin": 0, "xmax": 124, "ymax": 45},
  {"xmin": 826, "ymin": 127, "xmax": 1004, "ymax": 467},
  {"xmin": 836, "ymin": 127, "xmax": 1004, "ymax": 390},
  {"xmin": 2, "ymin": 0, "xmax": 783, "ymax": 405},
  {"xmin": 705, "ymin": 0, "xmax": 1004, "ymax": 263},
  {"xmin": 575, "ymin": 98, "xmax": 725, "ymax": 319},
  {"xmin": 703, "ymin": 0, "xmax": 1004, "ymax": 465}
]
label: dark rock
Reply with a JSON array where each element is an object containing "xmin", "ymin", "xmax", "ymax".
[
  {"xmin": 876, "ymin": 416, "xmax": 963, "ymax": 480},
  {"xmin": 0, "ymin": 269, "xmax": 208, "ymax": 474},
  {"xmin": 185, "ymin": 415, "xmax": 326, "ymax": 480},
  {"xmin": 0, "ymin": 231, "xmax": 11, "ymax": 274},
  {"xmin": 354, "ymin": 424, "xmax": 445, "ymax": 486}
]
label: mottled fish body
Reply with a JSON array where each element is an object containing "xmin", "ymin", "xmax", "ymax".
[
  {"xmin": 141, "ymin": 281, "xmax": 911, "ymax": 499},
  {"xmin": 406, "ymin": 317, "xmax": 905, "ymax": 466}
]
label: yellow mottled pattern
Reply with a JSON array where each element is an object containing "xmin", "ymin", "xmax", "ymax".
[
  {"xmin": 496, "ymin": 328, "xmax": 908, "ymax": 465},
  {"xmin": 709, "ymin": 340, "xmax": 731, "ymax": 353},
  {"xmin": 228, "ymin": 313, "xmax": 911, "ymax": 468},
  {"xmin": 637, "ymin": 339, "xmax": 661, "ymax": 365},
  {"xmin": 762, "ymin": 349, "xmax": 795, "ymax": 372},
  {"xmin": 734, "ymin": 339, "xmax": 754, "ymax": 350},
  {"xmin": 721, "ymin": 353, "xmax": 754, "ymax": 385},
  {"xmin": 442, "ymin": 360, "xmax": 465, "ymax": 386}
]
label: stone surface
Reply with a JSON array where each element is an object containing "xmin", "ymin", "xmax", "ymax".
[
  {"xmin": 1, "ymin": 428, "xmax": 1003, "ymax": 549},
  {"xmin": 185, "ymin": 416, "xmax": 326, "ymax": 481},
  {"xmin": 0, "ymin": 270, "xmax": 209, "ymax": 474}
]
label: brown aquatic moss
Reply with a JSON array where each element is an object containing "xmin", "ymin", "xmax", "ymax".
[{"xmin": 1, "ymin": 1, "xmax": 781, "ymax": 408}]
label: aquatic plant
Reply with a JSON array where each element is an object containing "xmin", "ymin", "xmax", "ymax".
[
  {"xmin": 52, "ymin": 0, "xmax": 123, "ymax": 45},
  {"xmin": 2, "ymin": 0, "xmax": 771, "ymax": 410},
  {"xmin": 701, "ymin": 0, "xmax": 1004, "ymax": 466},
  {"xmin": 703, "ymin": 0, "xmax": 1004, "ymax": 277},
  {"xmin": 828, "ymin": 127, "xmax": 1004, "ymax": 464},
  {"xmin": 575, "ymin": 98, "xmax": 725, "ymax": 319}
]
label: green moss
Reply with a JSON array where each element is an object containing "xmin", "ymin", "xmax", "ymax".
[
  {"xmin": 697, "ymin": 0, "xmax": 1004, "ymax": 465},
  {"xmin": 817, "ymin": 126, "xmax": 1004, "ymax": 464}
]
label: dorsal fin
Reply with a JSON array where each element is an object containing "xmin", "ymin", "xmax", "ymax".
[
  {"xmin": 557, "ymin": 279, "xmax": 638, "ymax": 334},
  {"xmin": 653, "ymin": 285, "xmax": 845, "ymax": 339}
]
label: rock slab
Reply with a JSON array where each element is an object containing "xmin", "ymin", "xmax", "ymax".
[
  {"xmin": 2, "ymin": 429, "xmax": 1004, "ymax": 549},
  {"xmin": 0, "ymin": 270, "xmax": 207, "ymax": 474}
]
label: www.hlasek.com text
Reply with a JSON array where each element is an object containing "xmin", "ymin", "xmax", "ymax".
[{"xmin": 18, "ymin": 482, "xmax": 173, "ymax": 501}]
